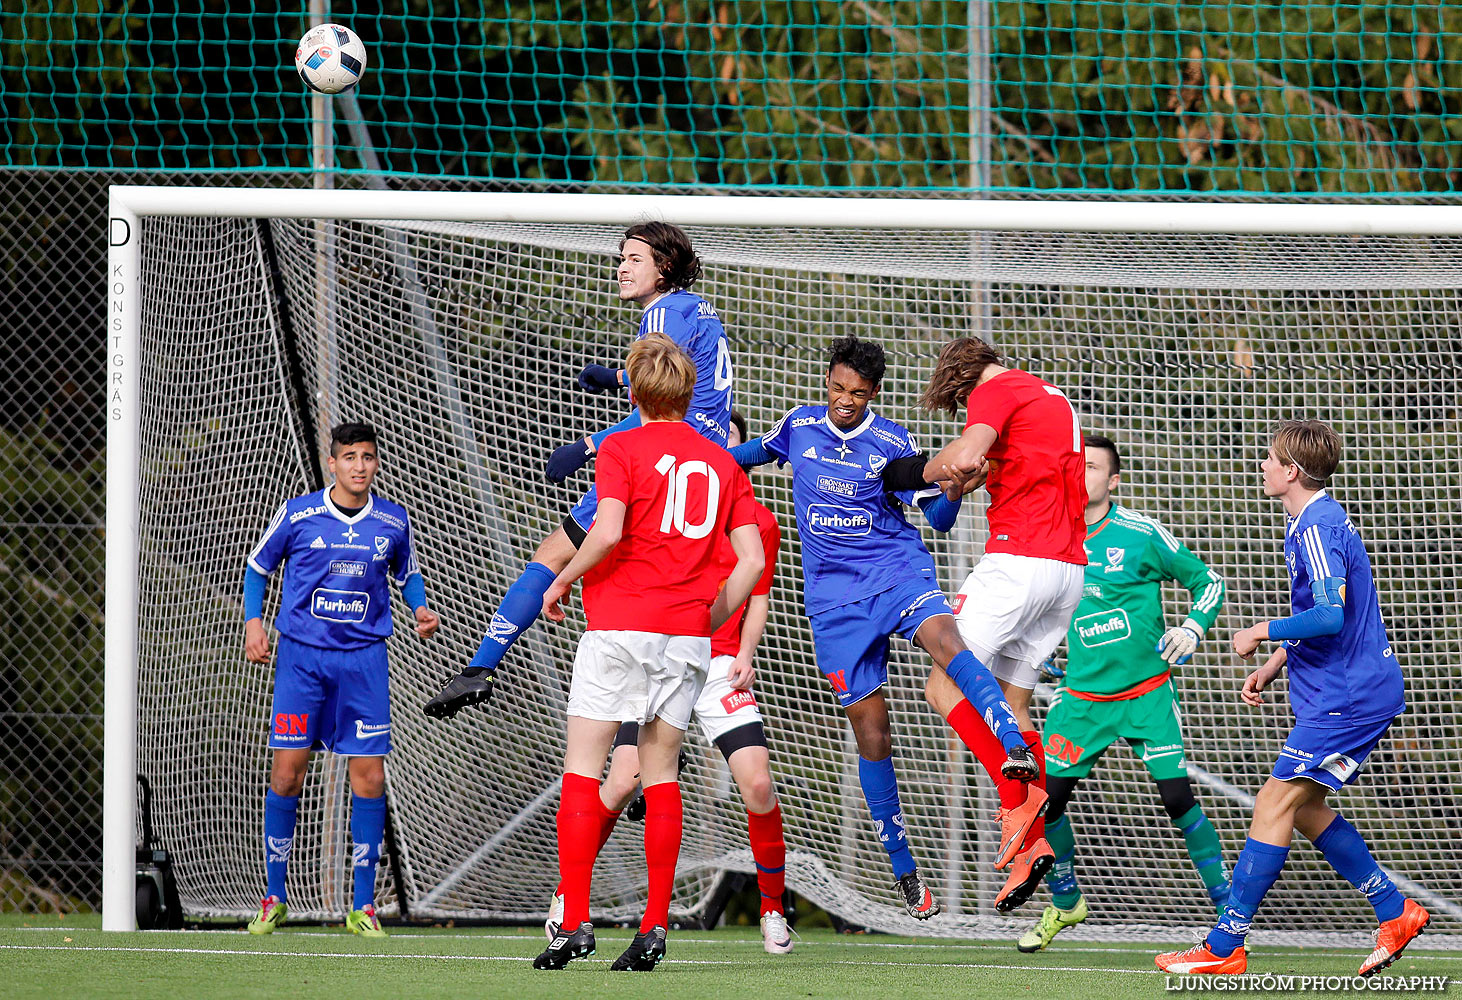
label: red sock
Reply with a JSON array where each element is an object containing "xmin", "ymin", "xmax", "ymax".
[
  {"xmin": 1023, "ymin": 730, "xmax": 1046, "ymax": 844},
  {"xmin": 555, "ymin": 794, "xmax": 621, "ymax": 896},
  {"xmin": 946, "ymin": 699, "xmax": 1026, "ymax": 810},
  {"xmin": 746, "ymin": 802, "xmax": 786, "ymax": 916},
  {"xmin": 557, "ymin": 773, "xmax": 603, "ymax": 930},
  {"xmin": 640, "ymin": 781, "xmax": 683, "ymax": 933}
]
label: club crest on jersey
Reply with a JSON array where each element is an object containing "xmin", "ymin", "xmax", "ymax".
[
  {"xmin": 868, "ymin": 454, "xmax": 887, "ymax": 474},
  {"xmin": 1105, "ymin": 547, "xmax": 1125, "ymax": 572},
  {"xmin": 374, "ymin": 536, "xmax": 390, "ymax": 561}
]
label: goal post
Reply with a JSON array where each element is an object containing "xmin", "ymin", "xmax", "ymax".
[{"xmin": 106, "ymin": 186, "xmax": 1462, "ymax": 941}]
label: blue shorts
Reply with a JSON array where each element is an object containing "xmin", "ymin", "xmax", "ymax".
[
  {"xmin": 270, "ymin": 634, "xmax": 392, "ymax": 756},
  {"xmin": 809, "ymin": 577, "xmax": 954, "ymax": 708},
  {"xmin": 1271, "ymin": 715, "xmax": 1396, "ymax": 791},
  {"xmin": 567, "ymin": 486, "xmax": 598, "ymax": 535}
]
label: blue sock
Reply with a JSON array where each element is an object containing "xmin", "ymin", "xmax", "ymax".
[
  {"xmin": 943, "ymin": 650, "xmax": 1025, "ymax": 751},
  {"xmin": 469, "ymin": 561, "xmax": 557, "ymax": 670},
  {"xmin": 1314, "ymin": 814, "xmax": 1404, "ymax": 922},
  {"xmin": 1207, "ymin": 837, "xmax": 1288, "ymax": 956},
  {"xmin": 350, "ymin": 794, "xmax": 387, "ymax": 912},
  {"xmin": 1043, "ymin": 814, "xmax": 1083, "ymax": 909},
  {"xmin": 857, "ymin": 755, "xmax": 916, "ymax": 879},
  {"xmin": 264, "ymin": 789, "xmax": 299, "ymax": 903}
]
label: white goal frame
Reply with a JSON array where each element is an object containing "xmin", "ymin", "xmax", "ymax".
[{"xmin": 104, "ymin": 186, "xmax": 1462, "ymax": 931}]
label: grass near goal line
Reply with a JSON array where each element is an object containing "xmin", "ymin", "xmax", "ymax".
[{"xmin": 3, "ymin": 913, "xmax": 1457, "ymax": 1000}]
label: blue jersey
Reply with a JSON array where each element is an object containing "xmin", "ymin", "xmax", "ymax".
[
  {"xmin": 639, "ymin": 289, "xmax": 734, "ymax": 445},
  {"xmin": 762, "ymin": 405, "xmax": 939, "ymax": 615},
  {"xmin": 1282, "ymin": 490, "xmax": 1403, "ymax": 727},
  {"xmin": 248, "ymin": 489, "xmax": 420, "ymax": 650}
]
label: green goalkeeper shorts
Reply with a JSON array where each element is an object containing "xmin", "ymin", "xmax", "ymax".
[{"xmin": 1042, "ymin": 678, "xmax": 1188, "ymax": 781}]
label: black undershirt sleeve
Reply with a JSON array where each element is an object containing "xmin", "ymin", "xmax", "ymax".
[{"xmin": 880, "ymin": 453, "xmax": 931, "ymax": 492}]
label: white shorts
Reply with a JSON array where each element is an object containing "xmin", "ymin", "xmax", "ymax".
[
  {"xmin": 952, "ymin": 552, "xmax": 1084, "ymax": 691},
  {"xmin": 693, "ymin": 654, "xmax": 765, "ymax": 743},
  {"xmin": 567, "ymin": 630, "xmax": 710, "ymax": 731}
]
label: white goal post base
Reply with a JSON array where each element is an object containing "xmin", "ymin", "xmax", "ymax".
[{"xmin": 107, "ymin": 187, "xmax": 1462, "ymax": 941}]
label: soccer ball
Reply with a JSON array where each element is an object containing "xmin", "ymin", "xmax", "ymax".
[{"xmin": 294, "ymin": 23, "xmax": 367, "ymax": 95}]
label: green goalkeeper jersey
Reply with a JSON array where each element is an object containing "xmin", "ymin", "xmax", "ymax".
[{"xmin": 1065, "ymin": 503, "xmax": 1225, "ymax": 696}]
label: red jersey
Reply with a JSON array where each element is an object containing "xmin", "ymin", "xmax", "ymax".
[
  {"xmin": 583, "ymin": 421, "xmax": 759, "ymax": 636},
  {"xmin": 965, "ymin": 369, "xmax": 1087, "ymax": 565},
  {"xmin": 709, "ymin": 501, "xmax": 781, "ymax": 658}
]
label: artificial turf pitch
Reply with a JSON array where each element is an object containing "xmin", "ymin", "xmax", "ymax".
[{"xmin": 2, "ymin": 912, "xmax": 1456, "ymax": 999}]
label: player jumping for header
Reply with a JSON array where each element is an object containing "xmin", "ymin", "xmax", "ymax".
[
  {"xmin": 1018, "ymin": 433, "xmax": 1229, "ymax": 953},
  {"xmin": 1157, "ymin": 420, "xmax": 1428, "ymax": 977},
  {"xmin": 243, "ymin": 423, "xmax": 440, "ymax": 938},
  {"xmin": 534, "ymin": 334, "xmax": 764, "ymax": 971},
  {"xmin": 881, "ymin": 337, "xmax": 1088, "ymax": 913},
  {"xmin": 731, "ymin": 335, "xmax": 1041, "ymax": 920},
  {"xmin": 425, "ymin": 222, "xmax": 735, "ymax": 720}
]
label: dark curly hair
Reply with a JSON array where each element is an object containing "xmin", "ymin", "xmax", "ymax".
[
  {"xmin": 621, "ymin": 221, "xmax": 703, "ymax": 291},
  {"xmin": 828, "ymin": 335, "xmax": 886, "ymax": 386},
  {"xmin": 921, "ymin": 338, "xmax": 1003, "ymax": 418}
]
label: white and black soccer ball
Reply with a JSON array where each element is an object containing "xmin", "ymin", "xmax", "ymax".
[{"xmin": 294, "ymin": 23, "xmax": 367, "ymax": 95}]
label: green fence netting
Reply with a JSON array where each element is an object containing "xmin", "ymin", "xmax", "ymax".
[{"xmin": 3, "ymin": 4, "xmax": 1460, "ymax": 195}]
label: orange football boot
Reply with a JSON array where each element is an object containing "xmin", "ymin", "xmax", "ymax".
[
  {"xmin": 1359, "ymin": 899, "xmax": 1430, "ymax": 977},
  {"xmin": 1155, "ymin": 940, "xmax": 1247, "ymax": 974}
]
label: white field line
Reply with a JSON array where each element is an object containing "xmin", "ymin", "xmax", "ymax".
[
  {"xmin": 0, "ymin": 941, "xmax": 1172, "ymax": 974},
  {"xmin": 13, "ymin": 926, "xmax": 1448, "ymax": 960}
]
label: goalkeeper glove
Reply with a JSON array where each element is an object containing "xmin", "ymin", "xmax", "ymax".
[
  {"xmin": 577, "ymin": 364, "xmax": 621, "ymax": 393},
  {"xmin": 546, "ymin": 438, "xmax": 593, "ymax": 484},
  {"xmin": 1038, "ymin": 655, "xmax": 1065, "ymax": 683},
  {"xmin": 423, "ymin": 667, "xmax": 496, "ymax": 719},
  {"xmin": 1156, "ymin": 619, "xmax": 1204, "ymax": 665}
]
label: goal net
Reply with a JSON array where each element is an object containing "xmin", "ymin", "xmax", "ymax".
[{"xmin": 108, "ymin": 190, "xmax": 1462, "ymax": 945}]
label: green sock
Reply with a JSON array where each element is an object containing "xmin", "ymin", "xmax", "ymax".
[
  {"xmin": 1174, "ymin": 804, "xmax": 1231, "ymax": 908},
  {"xmin": 1043, "ymin": 814, "xmax": 1083, "ymax": 910}
]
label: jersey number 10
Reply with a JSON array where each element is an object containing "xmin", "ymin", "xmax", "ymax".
[{"xmin": 655, "ymin": 455, "xmax": 722, "ymax": 539}]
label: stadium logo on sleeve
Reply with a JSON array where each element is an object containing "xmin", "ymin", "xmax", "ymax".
[
  {"xmin": 310, "ymin": 589, "xmax": 370, "ymax": 622},
  {"xmin": 805, "ymin": 504, "xmax": 871, "ymax": 536},
  {"xmin": 290, "ymin": 504, "xmax": 328, "ymax": 523}
]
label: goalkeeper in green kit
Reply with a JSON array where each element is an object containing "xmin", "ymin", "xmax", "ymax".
[{"xmin": 1018, "ymin": 434, "xmax": 1231, "ymax": 952}]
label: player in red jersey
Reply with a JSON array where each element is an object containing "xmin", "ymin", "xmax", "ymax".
[
  {"xmin": 883, "ymin": 337, "xmax": 1087, "ymax": 913},
  {"xmin": 543, "ymin": 412, "xmax": 793, "ymax": 954},
  {"xmin": 533, "ymin": 334, "xmax": 765, "ymax": 973}
]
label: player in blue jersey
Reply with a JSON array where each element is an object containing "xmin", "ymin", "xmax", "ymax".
[
  {"xmin": 425, "ymin": 222, "xmax": 735, "ymax": 719},
  {"xmin": 731, "ymin": 336, "xmax": 1043, "ymax": 919},
  {"xmin": 1157, "ymin": 421, "xmax": 1429, "ymax": 978},
  {"xmin": 242, "ymin": 423, "xmax": 440, "ymax": 938}
]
